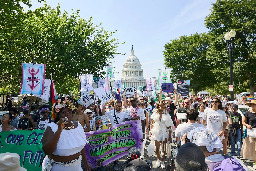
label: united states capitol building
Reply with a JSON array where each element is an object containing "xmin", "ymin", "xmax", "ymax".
[{"xmin": 121, "ymin": 46, "xmax": 146, "ymax": 88}]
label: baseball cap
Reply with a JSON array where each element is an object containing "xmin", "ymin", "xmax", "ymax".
[{"xmin": 176, "ymin": 143, "xmax": 207, "ymax": 171}]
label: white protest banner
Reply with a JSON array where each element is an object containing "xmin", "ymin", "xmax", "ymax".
[
  {"xmin": 81, "ymin": 91, "xmax": 91, "ymax": 107},
  {"xmin": 98, "ymin": 79, "xmax": 105, "ymax": 88},
  {"xmin": 124, "ymin": 87, "xmax": 136, "ymax": 97},
  {"xmin": 94, "ymin": 87, "xmax": 105, "ymax": 101},
  {"xmin": 115, "ymin": 80, "xmax": 122, "ymax": 89},
  {"xmin": 146, "ymin": 78, "xmax": 155, "ymax": 91},
  {"xmin": 36, "ymin": 79, "xmax": 51, "ymax": 101},
  {"xmin": 80, "ymin": 74, "xmax": 94, "ymax": 92},
  {"xmin": 20, "ymin": 63, "xmax": 46, "ymax": 95}
]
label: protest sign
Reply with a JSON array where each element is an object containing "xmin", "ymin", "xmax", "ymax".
[
  {"xmin": 106, "ymin": 66, "xmax": 114, "ymax": 79},
  {"xmin": 98, "ymin": 79, "xmax": 105, "ymax": 88},
  {"xmin": 115, "ymin": 80, "xmax": 122, "ymax": 89},
  {"xmin": 124, "ymin": 87, "xmax": 136, "ymax": 97},
  {"xmin": 161, "ymin": 83, "xmax": 173, "ymax": 93},
  {"xmin": 177, "ymin": 80, "xmax": 189, "ymax": 97},
  {"xmin": 146, "ymin": 78, "xmax": 155, "ymax": 91},
  {"xmin": 35, "ymin": 79, "xmax": 51, "ymax": 102},
  {"xmin": 85, "ymin": 120, "xmax": 143, "ymax": 168},
  {"xmin": 0, "ymin": 130, "xmax": 45, "ymax": 171},
  {"xmin": 80, "ymin": 74, "xmax": 94, "ymax": 92},
  {"xmin": 20, "ymin": 63, "xmax": 46, "ymax": 95}
]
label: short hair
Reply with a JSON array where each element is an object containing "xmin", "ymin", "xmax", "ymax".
[{"xmin": 187, "ymin": 109, "xmax": 199, "ymax": 121}]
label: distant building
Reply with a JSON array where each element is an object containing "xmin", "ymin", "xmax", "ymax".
[{"xmin": 121, "ymin": 46, "xmax": 146, "ymax": 88}]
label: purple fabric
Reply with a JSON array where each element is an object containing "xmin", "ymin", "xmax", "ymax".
[{"xmin": 85, "ymin": 120, "xmax": 143, "ymax": 168}]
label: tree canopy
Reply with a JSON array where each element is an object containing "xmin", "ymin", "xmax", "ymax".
[
  {"xmin": 0, "ymin": 1, "xmax": 120, "ymax": 94},
  {"xmin": 164, "ymin": 0, "xmax": 256, "ymax": 95}
]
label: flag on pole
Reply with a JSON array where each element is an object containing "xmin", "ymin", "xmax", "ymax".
[
  {"xmin": 49, "ymin": 80, "xmax": 57, "ymax": 120},
  {"xmin": 20, "ymin": 63, "xmax": 46, "ymax": 95}
]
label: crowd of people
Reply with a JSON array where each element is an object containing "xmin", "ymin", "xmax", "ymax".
[{"xmin": 0, "ymin": 90, "xmax": 256, "ymax": 171}]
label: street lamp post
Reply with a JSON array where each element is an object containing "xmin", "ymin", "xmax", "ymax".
[{"xmin": 224, "ymin": 30, "xmax": 236, "ymax": 101}]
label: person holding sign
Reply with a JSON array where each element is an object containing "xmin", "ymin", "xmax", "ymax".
[{"xmin": 42, "ymin": 106, "xmax": 90, "ymax": 171}]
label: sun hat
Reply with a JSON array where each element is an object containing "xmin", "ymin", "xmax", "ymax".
[
  {"xmin": 247, "ymin": 99, "xmax": 256, "ymax": 107},
  {"xmin": 0, "ymin": 152, "xmax": 26, "ymax": 171},
  {"xmin": 176, "ymin": 143, "xmax": 207, "ymax": 171}
]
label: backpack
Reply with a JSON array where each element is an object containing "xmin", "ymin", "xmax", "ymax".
[{"xmin": 213, "ymin": 156, "xmax": 248, "ymax": 171}]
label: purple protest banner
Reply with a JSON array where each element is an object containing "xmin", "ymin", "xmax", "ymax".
[{"xmin": 85, "ymin": 120, "xmax": 143, "ymax": 168}]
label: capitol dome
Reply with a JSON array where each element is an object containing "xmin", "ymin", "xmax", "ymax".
[{"xmin": 121, "ymin": 46, "xmax": 146, "ymax": 88}]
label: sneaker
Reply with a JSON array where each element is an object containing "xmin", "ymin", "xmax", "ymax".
[
  {"xmin": 160, "ymin": 161, "xmax": 165, "ymax": 169},
  {"xmin": 155, "ymin": 160, "xmax": 161, "ymax": 168}
]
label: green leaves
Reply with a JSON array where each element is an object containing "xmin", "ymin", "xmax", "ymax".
[
  {"xmin": 164, "ymin": 0, "xmax": 256, "ymax": 95},
  {"xmin": 0, "ymin": 2, "xmax": 119, "ymax": 94}
]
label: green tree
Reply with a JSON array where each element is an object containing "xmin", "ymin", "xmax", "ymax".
[
  {"xmin": 0, "ymin": 2, "xmax": 120, "ymax": 94},
  {"xmin": 205, "ymin": 0, "xmax": 256, "ymax": 95},
  {"xmin": 164, "ymin": 33, "xmax": 214, "ymax": 92}
]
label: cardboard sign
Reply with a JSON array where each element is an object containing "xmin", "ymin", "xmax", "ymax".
[
  {"xmin": 85, "ymin": 120, "xmax": 143, "ymax": 168},
  {"xmin": 0, "ymin": 130, "xmax": 45, "ymax": 171},
  {"xmin": 20, "ymin": 63, "xmax": 46, "ymax": 95},
  {"xmin": 161, "ymin": 83, "xmax": 173, "ymax": 93}
]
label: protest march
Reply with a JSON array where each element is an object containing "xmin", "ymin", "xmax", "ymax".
[{"xmin": 1, "ymin": 0, "xmax": 256, "ymax": 171}]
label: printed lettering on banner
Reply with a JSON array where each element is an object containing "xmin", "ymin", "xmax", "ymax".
[
  {"xmin": 85, "ymin": 120, "xmax": 143, "ymax": 168},
  {"xmin": 0, "ymin": 130, "xmax": 45, "ymax": 171},
  {"xmin": 20, "ymin": 63, "xmax": 46, "ymax": 95}
]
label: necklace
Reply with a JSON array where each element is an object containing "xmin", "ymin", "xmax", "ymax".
[{"xmin": 64, "ymin": 121, "xmax": 75, "ymax": 130}]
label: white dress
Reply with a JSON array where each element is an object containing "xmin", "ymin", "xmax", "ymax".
[
  {"xmin": 150, "ymin": 111, "xmax": 174, "ymax": 142},
  {"xmin": 147, "ymin": 111, "xmax": 175, "ymax": 157},
  {"xmin": 42, "ymin": 122, "xmax": 88, "ymax": 171}
]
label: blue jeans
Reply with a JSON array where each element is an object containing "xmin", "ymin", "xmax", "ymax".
[{"xmin": 229, "ymin": 129, "xmax": 242, "ymax": 156}]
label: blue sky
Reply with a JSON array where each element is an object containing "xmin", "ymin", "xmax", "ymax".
[{"xmin": 30, "ymin": 0, "xmax": 216, "ymax": 79}]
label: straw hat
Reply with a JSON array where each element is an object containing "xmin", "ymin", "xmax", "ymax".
[
  {"xmin": 247, "ymin": 99, "xmax": 256, "ymax": 107},
  {"xmin": 0, "ymin": 153, "xmax": 26, "ymax": 171}
]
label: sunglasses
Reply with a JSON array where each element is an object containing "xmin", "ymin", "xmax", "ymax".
[
  {"xmin": 212, "ymin": 101, "xmax": 219, "ymax": 103},
  {"xmin": 184, "ymin": 102, "xmax": 190, "ymax": 105}
]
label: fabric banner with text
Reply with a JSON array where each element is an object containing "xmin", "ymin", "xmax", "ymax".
[
  {"xmin": 0, "ymin": 130, "xmax": 45, "ymax": 171},
  {"xmin": 84, "ymin": 120, "xmax": 143, "ymax": 168}
]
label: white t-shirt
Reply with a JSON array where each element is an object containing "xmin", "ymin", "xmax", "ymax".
[
  {"xmin": 105, "ymin": 110, "xmax": 129, "ymax": 125},
  {"xmin": 175, "ymin": 123, "xmax": 205, "ymax": 145},
  {"xmin": 202, "ymin": 108, "xmax": 227, "ymax": 135},
  {"xmin": 126, "ymin": 107, "xmax": 146, "ymax": 120}
]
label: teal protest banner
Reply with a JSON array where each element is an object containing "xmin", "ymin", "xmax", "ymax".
[{"xmin": 0, "ymin": 130, "xmax": 45, "ymax": 171}]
